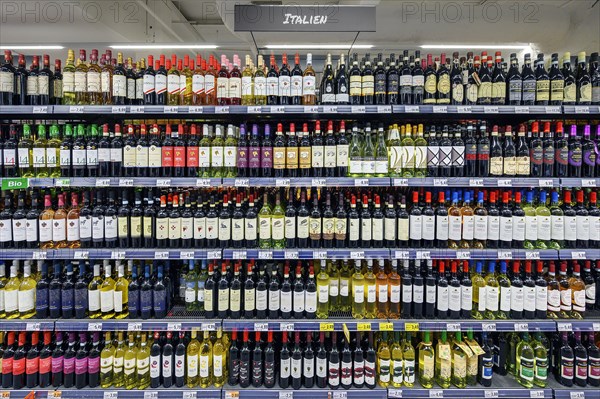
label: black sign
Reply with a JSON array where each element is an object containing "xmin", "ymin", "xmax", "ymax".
[{"xmin": 234, "ymin": 5, "xmax": 376, "ymax": 32}]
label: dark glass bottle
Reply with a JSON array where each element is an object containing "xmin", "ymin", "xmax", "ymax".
[
  {"xmin": 577, "ymin": 52, "xmax": 592, "ymax": 104},
  {"xmin": 63, "ymin": 332, "xmax": 77, "ymax": 388},
  {"xmin": 582, "ymin": 125, "xmax": 596, "ymax": 177},
  {"xmin": 412, "ymin": 51, "xmax": 424, "ymax": 105},
  {"xmin": 507, "ymin": 53, "xmax": 522, "ymax": 105},
  {"xmin": 535, "ymin": 53, "xmax": 550, "ymax": 105},
  {"xmin": 522, "ymin": 54, "xmax": 536, "ymax": 105},
  {"xmin": 568, "ymin": 124, "xmax": 583, "ymax": 177},
  {"xmin": 374, "ymin": 55, "xmax": 387, "ymax": 105}
]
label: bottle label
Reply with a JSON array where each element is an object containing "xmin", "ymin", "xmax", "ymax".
[
  {"xmin": 551, "ymin": 79, "xmax": 564, "ymax": 101},
  {"xmin": 229, "ymin": 77, "xmax": 241, "ymax": 99},
  {"xmin": 461, "ymin": 285, "xmax": 473, "ymax": 311},
  {"xmin": 361, "ymin": 75, "xmax": 374, "ymax": 96},
  {"xmin": 561, "ymin": 356, "xmax": 574, "ymax": 379},
  {"xmin": 511, "ymin": 285, "xmax": 524, "ymax": 312},
  {"xmin": 492, "ymin": 82, "xmax": 505, "ymax": 100},
  {"xmin": 478, "ymin": 286, "xmax": 487, "ymax": 312},
  {"xmin": 522, "ymin": 80, "xmax": 536, "ymax": 102},
  {"xmin": 560, "ymin": 288, "xmax": 572, "ymax": 311},
  {"xmin": 509, "ymin": 80, "xmax": 522, "ymax": 102},
  {"xmin": 409, "ymin": 215, "xmax": 422, "ymax": 240},
  {"xmin": 486, "ymin": 286, "xmax": 499, "ymax": 311},
  {"xmin": 520, "ymin": 356, "xmax": 535, "ymax": 381},
  {"xmin": 18, "ymin": 288, "xmax": 35, "ymax": 312},
  {"xmin": 422, "ymin": 215, "xmax": 435, "ymax": 240},
  {"xmin": 576, "ymin": 215, "xmax": 590, "ymax": 240},
  {"xmin": 437, "ymin": 285, "xmax": 449, "ymax": 311}
]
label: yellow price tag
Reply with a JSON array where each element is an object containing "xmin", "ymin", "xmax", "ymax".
[
  {"xmin": 1, "ymin": 392, "xmax": 10, "ymax": 399},
  {"xmin": 357, "ymin": 322, "xmax": 371, "ymax": 331},
  {"xmin": 405, "ymin": 322, "xmax": 419, "ymax": 332},
  {"xmin": 379, "ymin": 322, "xmax": 394, "ymax": 331},
  {"xmin": 320, "ymin": 323, "xmax": 334, "ymax": 331}
]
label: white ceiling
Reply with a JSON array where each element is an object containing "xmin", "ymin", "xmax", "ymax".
[{"xmin": 1, "ymin": 0, "xmax": 598, "ymax": 60}]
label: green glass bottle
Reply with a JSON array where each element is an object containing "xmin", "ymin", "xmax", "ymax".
[
  {"xmin": 374, "ymin": 123, "xmax": 389, "ymax": 177},
  {"xmin": 316, "ymin": 260, "xmax": 330, "ymax": 319},
  {"xmin": 47, "ymin": 124, "xmax": 62, "ymax": 177},
  {"xmin": 418, "ymin": 330, "xmax": 435, "ymax": 388},
  {"xmin": 483, "ymin": 261, "xmax": 499, "ymax": 319},
  {"xmin": 548, "ymin": 191, "xmax": 564, "ymax": 249},
  {"xmin": 351, "ymin": 260, "xmax": 365, "ymax": 319},
  {"xmin": 435, "ymin": 330, "xmax": 452, "ymax": 388},
  {"xmin": 390, "ymin": 331, "xmax": 403, "ymax": 388},
  {"xmin": 387, "ymin": 124, "xmax": 402, "ymax": 177},
  {"xmin": 199, "ymin": 124, "xmax": 213, "ymax": 177},
  {"xmin": 348, "ymin": 123, "xmax": 363, "ymax": 177},
  {"xmin": 401, "ymin": 124, "xmax": 415, "ymax": 177},
  {"xmin": 223, "ymin": 124, "xmax": 238, "ymax": 177},
  {"xmin": 516, "ymin": 333, "xmax": 535, "ymax": 388},
  {"xmin": 210, "ymin": 125, "xmax": 225, "ymax": 177},
  {"xmin": 497, "ymin": 261, "xmax": 511, "ymax": 319},
  {"xmin": 18, "ymin": 124, "xmax": 34, "ymax": 177},
  {"xmin": 413, "ymin": 124, "xmax": 428, "ymax": 177},
  {"xmin": 451, "ymin": 332, "xmax": 467, "ymax": 388},
  {"xmin": 523, "ymin": 191, "xmax": 538, "ymax": 249},
  {"xmin": 362, "ymin": 123, "xmax": 375, "ymax": 177},
  {"xmin": 377, "ymin": 331, "xmax": 392, "ymax": 387},
  {"xmin": 271, "ymin": 193, "xmax": 285, "ymax": 248},
  {"xmin": 532, "ymin": 332, "xmax": 548, "ymax": 387},
  {"xmin": 535, "ymin": 191, "xmax": 551, "ymax": 249},
  {"xmin": 258, "ymin": 193, "xmax": 272, "ymax": 248},
  {"xmin": 339, "ymin": 260, "xmax": 352, "ymax": 312},
  {"xmin": 402, "ymin": 332, "xmax": 416, "ymax": 387}
]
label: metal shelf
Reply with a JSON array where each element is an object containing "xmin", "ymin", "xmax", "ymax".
[
  {"xmin": 392, "ymin": 177, "xmax": 560, "ymax": 188},
  {"xmin": 393, "ymin": 104, "xmax": 564, "ymax": 115},
  {"xmin": 553, "ymin": 389, "xmax": 600, "ymax": 399},
  {"xmin": 222, "ymin": 385, "xmax": 387, "ymax": 399},
  {"xmin": 221, "ymin": 318, "xmax": 390, "ymax": 332},
  {"xmin": 558, "ymin": 249, "xmax": 600, "ymax": 261},
  {"xmin": 58, "ymin": 389, "xmax": 222, "ymax": 399},
  {"xmin": 0, "ymin": 249, "xmax": 222, "ymax": 260},
  {"xmin": 60, "ymin": 177, "xmax": 221, "ymax": 188},
  {"xmin": 562, "ymin": 105, "xmax": 600, "ymax": 115},
  {"xmin": 557, "ymin": 320, "xmax": 600, "ymax": 332},
  {"xmin": 390, "ymin": 320, "xmax": 558, "ymax": 333},
  {"xmin": 391, "ymin": 249, "xmax": 561, "ymax": 261},
  {"xmin": 221, "ymin": 248, "xmax": 390, "ymax": 260},
  {"xmin": 0, "ymin": 319, "xmax": 55, "ymax": 331},
  {"xmin": 221, "ymin": 177, "xmax": 390, "ymax": 188}
]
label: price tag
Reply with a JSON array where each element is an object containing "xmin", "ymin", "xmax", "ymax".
[
  {"xmin": 225, "ymin": 392, "xmax": 239, "ymax": 399},
  {"xmin": 202, "ymin": 322, "xmax": 216, "ymax": 331},
  {"xmin": 313, "ymin": 251, "xmax": 327, "ymax": 259},
  {"xmin": 394, "ymin": 251, "xmax": 410, "ymax": 259},
  {"xmin": 33, "ymin": 251, "xmax": 47, "ymax": 260},
  {"xmin": 311, "ymin": 178, "xmax": 326, "ymax": 187},
  {"xmin": 433, "ymin": 106, "xmax": 447, "ymax": 113},
  {"xmin": 69, "ymin": 106, "xmax": 84, "ymax": 113},
  {"xmin": 405, "ymin": 322, "xmax": 419, "ymax": 332},
  {"xmin": 258, "ymin": 251, "xmax": 273, "ymax": 260},
  {"xmin": 575, "ymin": 106, "xmax": 590, "ymax": 114},
  {"xmin": 354, "ymin": 178, "xmax": 369, "ymax": 187},
  {"xmin": 457, "ymin": 106, "xmax": 472, "ymax": 113},
  {"xmin": 582, "ymin": 179, "xmax": 597, "ymax": 187},
  {"xmin": 379, "ymin": 322, "xmax": 394, "ymax": 331},
  {"xmin": 232, "ymin": 250, "xmax": 247, "ymax": 259},
  {"xmin": 539, "ymin": 179, "xmax": 554, "ymax": 187},
  {"xmin": 545, "ymin": 106, "xmax": 561, "ymax": 114},
  {"xmin": 156, "ymin": 179, "xmax": 171, "ymax": 187},
  {"xmin": 558, "ymin": 323, "xmax": 572, "ymax": 332},
  {"xmin": 323, "ymin": 105, "xmax": 338, "ymax": 113},
  {"xmin": 393, "ymin": 178, "xmax": 409, "ymax": 186},
  {"xmin": 195, "ymin": 179, "xmax": 211, "ymax": 187},
  {"xmin": 352, "ymin": 106, "xmax": 366, "ymax": 113},
  {"xmin": 234, "ymin": 178, "xmax": 249, "ymax": 187},
  {"xmin": 128, "ymin": 323, "xmax": 142, "ymax": 331},
  {"xmin": 26, "ymin": 322, "xmax": 41, "ymax": 331},
  {"xmin": 88, "ymin": 323, "xmax": 102, "ymax": 331},
  {"xmin": 180, "ymin": 251, "xmax": 195, "ymax": 259},
  {"xmin": 112, "ymin": 106, "xmax": 127, "ymax": 114},
  {"xmin": 304, "ymin": 106, "xmax": 319, "ymax": 113},
  {"xmin": 207, "ymin": 250, "xmax": 221, "ymax": 259},
  {"xmin": 285, "ymin": 250, "xmax": 299, "ymax": 260},
  {"xmin": 484, "ymin": 106, "xmax": 499, "ymax": 114},
  {"xmin": 357, "ymin": 322, "xmax": 371, "ymax": 331},
  {"xmin": 130, "ymin": 106, "xmax": 144, "ymax": 113},
  {"xmin": 456, "ymin": 251, "xmax": 471, "ymax": 259},
  {"xmin": 350, "ymin": 251, "xmax": 365, "ymax": 259},
  {"xmin": 482, "ymin": 323, "xmax": 496, "ymax": 332},
  {"xmin": 429, "ymin": 390, "xmax": 443, "ymax": 398},
  {"xmin": 515, "ymin": 323, "xmax": 529, "ymax": 332},
  {"xmin": 103, "ymin": 392, "xmax": 118, "ymax": 399},
  {"xmin": 254, "ymin": 323, "xmax": 268, "ymax": 331},
  {"xmin": 320, "ymin": 323, "xmax": 334, "ymax": 331},
  {"xmin": 276, "ymin": 178, "xmax": 290, "ymax": 187},
  {"xmin": 74, "ymin": 250, "xmax": 89, "ymax": 259},
  {"xmin": 144, "ymin": 392, "xmax": 158, "ymax": 399},
  {"xmin": 377, "ymin": 105, "xmax": 392, "ymax": 113},
  {"xmin": 446, "ymin": 323, "xmax": 461, "ymax": 332},
  {"xmin": 111, "ymin": 251, "xmax": 126, "ymax": 260},
  {"xmin": 167, "ymin": 322, "xmax": 182, "ymax": 331},
  {"xmin": 279, "ymin": 392, "xmax": 293, "ymax": 399},
  {"xmin": 33, "ymin": 106, "xmax": 48, "ymax": 114},
  {"xmin": 164, "ymin": 106, "xmax": 178, "ymax": 113},
  {"xmin": 433, "ymin": 178, "xmax": 448, "ymax": 186},
  {"xmin": 271, "ymin": 106, "xmax": 285, "ymax": 113},
  {"xmin": 280, "ymin": 323, "xmax": 295, "ymax": 332},
  {"xmin": 189, "ymin": 106, "xmax": 204, "ymax": 113},
  {"xmin": 498, "ymin": 251, "xmax": 513, "ymax": 259},
  {"xmin": 389, "ymin": 389, "xmax": 403, "ymax": 398},
  {"xmin": 247, "ymin": 106, "xmax": 262, "ymax": 114},
  {"xmin": 469, "ymin": 178, "xmax": 483, "ymax": 187},
  {"xmin": 526, "ymin": 251, "xmax": 541, "ymax": 260},
  {"xmin": 570, "ymin": 392, "xmax": 585, "ymax": 399},
  {"xmin": 498, "ymin": 179, "xmax": 512, "ymax": 187},
  {"xmin": 48, "ymin": 392, "xmax": 62, "ymax": 399},
  {"xmin": 572, "ymin": 251, "xmax": 586, "ymax": 260},
  {"xmin": 515, "ymin": 106, "xmax": 530, "ymax": 114},
  {"xmin": 55, "ymin": 178, "xmax": 71, "ymax": 187},
  {"xmin": 405, "ymin": 105, "xmax": 420, "ymax": 113},
  {"xmin": 183, "ymin": 392, "xmax": 197, "ymax": 399},
  {"xmin": 155, "ymin": 251, "xmax": 169, "ymax": 259},
  {"xmin": 530, "ymin": 391, "xmax": 545, "ymax": 399},
  {"xmin": 119, "ymin": 178, "xmax": 134, "ymax": 187},
  {"xmin": 96, "ymin": 178, "xmax": 111, "ymax": 187},
  {"xmin": 593, "ymin": 322, "xmax": 600, "ymax": 332},
  {"xmin": 484, "ymin": 390, "xmax": 499, "ymax": 398},
  {"xmin": 416, "ymin": 251, "xmax": 431, "ymax": 259},
  {"xmin": 333, "ymin": 392, "xmax": 347, "ymax": 399}
]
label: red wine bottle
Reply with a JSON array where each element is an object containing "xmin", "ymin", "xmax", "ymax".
[
  {"xmin": 39, "ymin": 331, "xmax": 53, "ymax": 388},
  {"xmin": 25, "ymin": 332, "xmax": 40, "ymax": 388},
  {"xmin": 12, "ymin": 332, "xmax": 27, "ymax": 389}
]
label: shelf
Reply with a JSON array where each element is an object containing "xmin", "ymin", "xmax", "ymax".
[
  {"xmin": 3, "ymin": 105, "xmax": 599, "ymax": 117},
  {"xmin": 59, "ymin": 177, "xmax": 221, "ymax": 188},
  {"xmin": 554, "ymin": 389, "xmax": 600, "ymax": 399},
  {"xmin": 390, "ymin": 320, "xmax": 557, "ymax": 333},
  {"xmin": 558, "ymin": 249, "xmax": 600, "ymax": 261},
  {"xmin": 221, "ymin": 177, "xmax": 390, "ymax": 188},
  {"xmin": 222, "ymin": 318, "xmax": 390, "ymax": 332},
  {"xmin": 392, "ymin": 177, "xmax": 560, "ymax": 188},
  {"xmin": 221, "ymin": 248, "xmax": 390, "ymax": 260},
  {"xmin": 223, "ymin": 386, "xmax": 387, "ymax": 399},
  {"xmin": 559, "ymin": 178, "xmax": 599, "ymax": 188},
  {"xmin": 54, "ymin": 318, "xmax": 222, "ymax": 332},
  {"xmin": 58, "ymin": 389, "xmax": 222, "ymax": 399},
  {"xmin": 556, "ymin": 320, "xmax": 600, "ymax": 332},
  {"xmin": 392, "ymin": 249, "xmax": 561, "ymax": 261},
  {"xmin": 0, "ymin": 319, "xmax": 55, "ymax": 331},
  {"xmin": 0, "ymin": 249, "xmax": 222, "ymax": 260}
]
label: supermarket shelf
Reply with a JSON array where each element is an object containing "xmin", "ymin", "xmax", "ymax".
[
  {"xmin": 58, "ymin": 389, "xmax": 222, "ymax": 399},
  {"xmin": 222, "ymin": 386, "xmax": 387, "ymax": 399},
  {"xmin": 560, "ymin": 178, "xmax": 599, "ymax": 188},
  {"xmin": 392, "ymin": 177, "xmax": 560, "ymax": 188},
  {"xmin": 58, "ymin": 177, "xmax": 221, "ymax": 188},
  {"xmin": 554, "ymin": 389, "xmax": 600, "ymax": 399},
  {"xmin": 390, "ymin": 319, "xmax": 557, "ymax": 332},
  {"xmin": 221, "ymin": 248, "xmax": 390, "ymax": 260},
  {"xmin": 556, "ymin": 320, "xmax": 600, "ymax": 332},
  {"xmin": 55, "ymin": 318, "xmax": 223, "ymax": 332},
  {"xmin": 393, "ymin": 104, "xmax": 564, "ymax": 115},
  {"xmin": 0, "ymin": 105, "xmax": 52, "ymax": 115},
  {"xmin": 392, "ymin": 249, "xmax": 561, "ymax": 260},
  {"xmin": 0, "ymin": 249, "xmax": 222, "ymax": 260},
  {"xmin": 558, "ymin": 249, "xmax": 600, "ymax": 260},
  {"xmin": 562, "ymin": 105, "xmax": 600, "ymax": 115},
  {"xmin": 0, "ymin": 319, "xmax": 55, "ymax": 331},
  {"xmin": 221, "ymin": 177, "xmax": 390, "ymax": 187},
  {"xmin": 221, "ymin": 318, "xmax": 391, "ymax": 332},
  {"xmin": 0, "ymin": 177, "xmax": 54, "ymax": 188}
]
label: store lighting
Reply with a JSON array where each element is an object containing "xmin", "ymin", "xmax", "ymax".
[
  {"xmin": 0, "ymin": 45, "xmax": 64, "ymax": 50},
  {"xmin": 109, "ymin": 44, "xmax": 219, "ymax": 50},
  {"xmin": 264, "ymin": 44, "xmax": 374, "ymax": 50},
  {"xmin": 421, "ymin": 44, "xmax": 531, "ymax": 50}
]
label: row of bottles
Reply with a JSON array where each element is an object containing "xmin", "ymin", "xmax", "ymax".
[
  {"xmin": 2, "ymin": 120, "xmax": 599, "ymax": 179},
  {"xmin": 2, "ymin": 50, "xmax": 599, "ymax": 106},
  {"xmin": 2, "ymin": 186, "xmax": 599, "ymax": 250}
]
